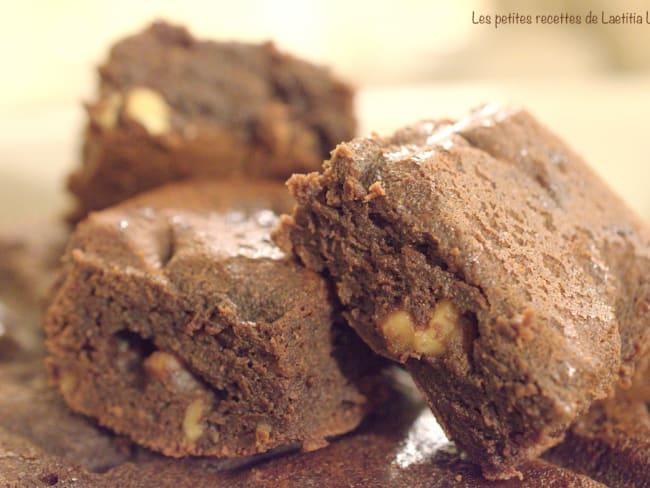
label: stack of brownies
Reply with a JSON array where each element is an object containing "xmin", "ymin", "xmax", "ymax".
[{"xmin": 0, "ymin": 21, "xmax": 649, "ymax": 487}]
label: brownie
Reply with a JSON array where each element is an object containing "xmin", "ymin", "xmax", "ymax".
[
  {"xmin": 456, "ymin": 105, "xmax": 650, "ymax": 384},
  {"xmin": 44, "ymin": 180, "xmax": 384, "ymax": 459},
  {"xmin": 275, "ymin": 104, "xmax": 650, "ymax": 478},
  {"xmin": 0, "ymin": 359, "xmax": 608, "ymax": 487},
  {"xmin": 67, "ymin": 21, "xmax": 356, "ymax": 221}
]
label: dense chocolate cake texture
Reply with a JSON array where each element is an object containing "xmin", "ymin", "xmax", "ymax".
[
  {"xmin": 45, "ymin": 181, "xmax": 384, "ymax": 459},
  {"xmin": 275, "ymin": 104, "xmax": 650, "ymax": 479},
  {"xmin": 0, "ymin": 194, "xmax": 647, "ymax": 486}
]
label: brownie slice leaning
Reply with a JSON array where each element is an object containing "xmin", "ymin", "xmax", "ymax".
[
  {"xmin": 67, "ymin": 21, "xmax": 356, "ymax": 221},
  {"xmin": 44, "ymin": 180, "xmax": 384, "ymax": 458},
  {"xmin": 275, "ymin": 104, "xmax": 650, "ymax": 479}
]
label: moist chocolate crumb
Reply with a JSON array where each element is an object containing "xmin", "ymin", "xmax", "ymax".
[
  {"xmin": 276, "ymin": 104, "xmax": 650, "ymax": 479},
  {"xmin": 45, "ymin": 180, "xmax": 385, "ymax": 459}
]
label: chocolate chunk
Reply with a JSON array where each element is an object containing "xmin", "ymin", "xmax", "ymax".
[
  {"xmin": 45, "ymin": 181, "xmax": 384, "ymax": 458},
  {"xmin": 276, "ymin": 104, "xmax": 650, "ymax": 478},
  {"xmin": 67, "ymin": 21, "xmax": 356, "ymax": 221}
]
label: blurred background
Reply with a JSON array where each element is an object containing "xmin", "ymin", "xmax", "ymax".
[{"xmin": 0, "ymin": 0, "xmax": 649, "ymax": 224}]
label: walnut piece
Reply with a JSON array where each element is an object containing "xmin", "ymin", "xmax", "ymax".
[
  {"xmin": 144, "ymin": 350, "xmax": 181, "ymax": 381},
  {"xmin": 381, "ymin": 310, "xmax": 415, "ymax": 356},
  {"xmin": 92, "ymin": 93, "xmax": 123, "ymax": 130},
  {"xmin": 59, "ymin": 371, "xmax": 77, "ymax": 396},
  {"xmin": 125, "ymin": 87, "xmax": 171, "ymax": 135},
  {"xmin": 144, "ymin": 350, "xmax": 202, "ymax": 393},
  {"xmin": 417, "ymin": 300, "xmax": 463, "ymax": 355},
  {"xmin": 381, "ymin": 300, "xmax": 463, "ymax": 358},
  {"xmin": 255, "ymin": 422, "xmax": 273, "ymax": 445},
  {"xmin": 183, "ymin": 398, "xmax": 205, "ymax": 444}
]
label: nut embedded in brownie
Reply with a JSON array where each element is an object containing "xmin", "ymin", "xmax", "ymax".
[
  {"xmin": 275, "ymin": 104, "xmax": 650, "ymax": 479},
  {"xmin": 67, "ymin": 21, "xmax": 356, "ymax": 221},
  {"xmin": 45, "ymin": 181, "xmax": 384, "ymax": 458}
]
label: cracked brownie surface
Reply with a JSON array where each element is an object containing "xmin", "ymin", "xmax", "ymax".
[{"xmin": 275, "ymin": 104, "xmax": 650, "ymax": 479}]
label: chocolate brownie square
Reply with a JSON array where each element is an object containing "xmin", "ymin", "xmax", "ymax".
[
  {"xmin": 275, "ymin": 104, "xmax": 650, "ymax": 478},
  {"xmin": 67, "ymin": 21, "xmax": 356, "ymax": 220},
  {"xmin": 45, "ymin": 180, "xmax": 383, "ymax": 458}
]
